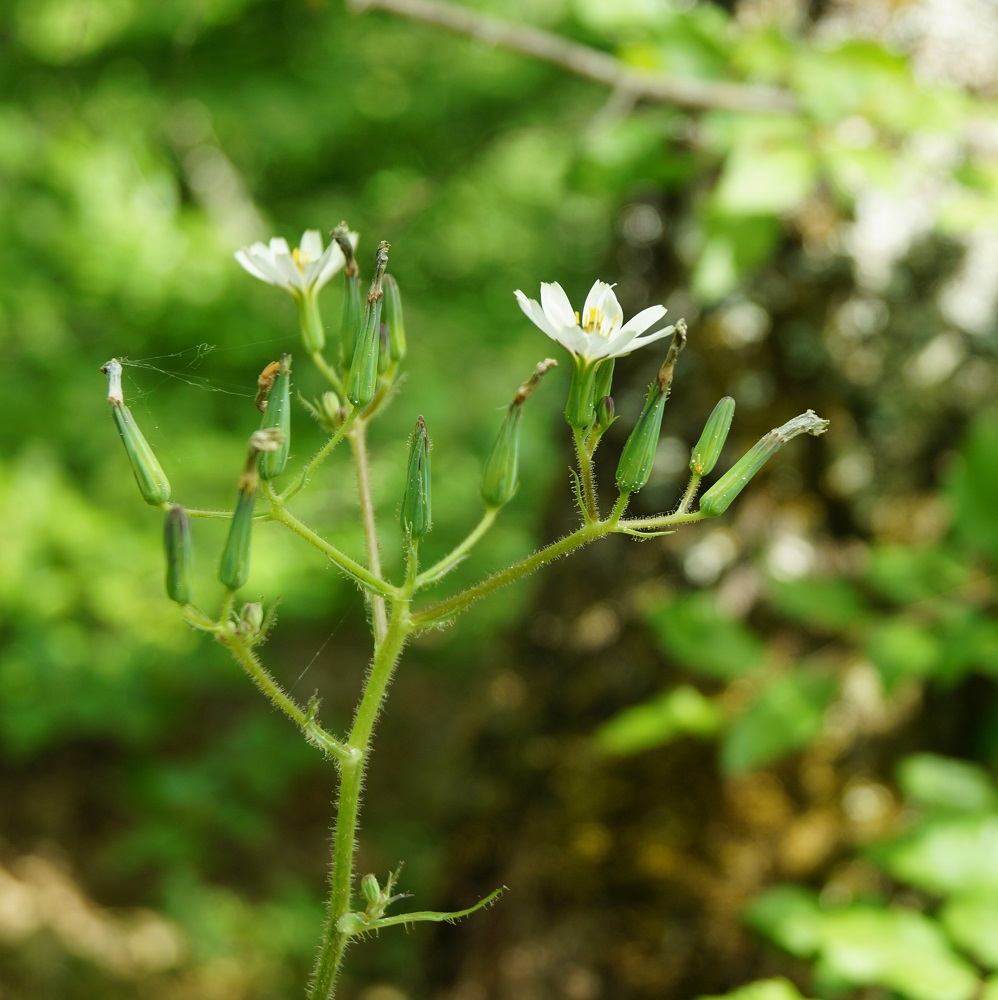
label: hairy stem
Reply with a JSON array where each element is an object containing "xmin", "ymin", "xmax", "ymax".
[{"xmin": 350, "ymin": 421, "xmax": 389, "ymax": 643}]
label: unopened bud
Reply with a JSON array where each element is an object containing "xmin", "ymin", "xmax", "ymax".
[
  {"xmin": 382, "ymin": 273, "xmax": 406, "ymax": 364},
  {"xmin": 615, "ymin": 383, "xmax": 667, "ymax": 494},
  {"xmin": 346, "ymin": 241, "xmax": 389, "ymax": 407},
  {"xmin": 219, "ymin": 484, "xmax": 256, "ymax": 591},
  {"xmin": 699, "ymin": 409, "xmax": 829, "ymax": 517},
  {"xmin": 481, "ymin": 405, "xmax": 522, "ymax": 509},
  {"xmin": 102, "ymin": 359, "xmax": 171, "ymax": 506},
  {"xmin": 259, "ymin": 354, "xmax": 292, "ymax": 480},
  {"xmin": 593, "ymin": 357, "xmax": 615, "ymax": 404},
  {"xmin": 361, "ymin": 874, "xmax": 382, "ymax": 907},
  {"xmin": 339, "ymin": 270, "xmax": 363, "ymax": 367},
  {"xmin": 690, "ymin": 396, "xmax": 735, "ymax": 476},
  {"xmin": 596, "ymin": 395, "xmax": 615, "ymax": 433},
  {"xmin": 240, "ymin": 601, "xmax": 264, "ymax": 636},
  {"xmin": 164, "ymin": 505, "xmax": 194, "ymax": 605},
  {"xmin": 401, "ymin": 415, "xmax": 431, "ymax": 540}
]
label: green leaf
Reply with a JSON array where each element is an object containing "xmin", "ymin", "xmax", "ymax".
[
  {"xmin": 870, "ymin": 814, "xmax": 998, "ymax": 897},
  {"xmin": 692, "ymin": 214, "xmax": 781, "ymax": 303},
  {"xmin": 941, "ymin": 893, "xmax": 998, "ymax": 969},
  {"xmin": 713, "ymin": 143, "xmax": 818, "ymax": 215},
  {"xmin": 644, "ymin": 592, "xmax": 765, "ymax": 680},
  {"xmin": 896, "ymin": 753, "xmax": 997, "ymax": 814},
  {"xmin": 866, "ymin": 545, "xmax": 969, "ymax": 606},
  {"xmin": 743, "ymin": 885, "xmax": 824, "ymax": 957},
  {"xmin": 697, "ymin": 977, "xmax": 817, "ymax": 1000},
  {"xmin": 721, "ymin": 673, "xmax": 834, "ymax": 773},
  {"xmin": 767, "ymin": 575, "xmax": 870, "ymax": 633},
  {"xmin": 947, "ymin": 413, "xmax": 998, "ymax": 563},
  {"xmin": 818, "ymin": 905, "xmax": 978, "ymax": 1000},
  {"xmin": 594, "ymin": 684, "xmax": 723, "ymax": 756},
  {"xmin": 864, "ymin": 619, "xmax": 942, "ymax": 689}
]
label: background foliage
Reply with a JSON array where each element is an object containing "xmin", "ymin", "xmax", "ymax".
[{"xmin": 2, "ymin": 0, "xmax": 998, "ymax": 997}]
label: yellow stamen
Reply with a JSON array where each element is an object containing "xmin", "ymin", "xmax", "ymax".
[{"xmin": 292, "ymin": 246, "xmax": 312, "ymax": 271}]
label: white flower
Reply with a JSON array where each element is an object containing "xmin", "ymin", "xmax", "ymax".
[
  {"xmin": 235, "ymin": 229, "xmax": 358, "ymax": 298},
  {"xmin": 514, "ymin": 280, "xmax": 672, "ymax": 364}
]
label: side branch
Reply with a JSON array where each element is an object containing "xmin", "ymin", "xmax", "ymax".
[{"xmin": 348, "ymin": 0, "xmax": 798, "ymax": 115}]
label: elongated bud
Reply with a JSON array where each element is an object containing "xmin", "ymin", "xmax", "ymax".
[
  {"xmin": 615, "ymin": 383, "xmax": 668, "ymax": 494},
  {"xmin": 593, "ymin": 357, "xmax": 615, "ymax": 405},
  {"xmin": 565, "ymin": 356, "xmax": 599, "ymax": 429},
  {"xmin": 346, "ymin": 241, "xmax": 389, "ymax": 407},
  {"xmin": 596, "ymin": 395, "xmax": 615, "ymax": 433},
  {"xmin": 218, "ymin": 430, "xmax": 284, "ymax": 591},
  {"xmin": 690, "ymin": 396, "xmax": 736, "ymax": 476},
  {"xmin": 361, "ymin": 874, "xmax": 382, "ymax": 907},
  {"xmin": 699, "ymin": 409, "xmax": 830, "ymax": 517},
  {"xmin": 164, "ymin": 505, "xmax": 194, "ymax": 604},
  {"xmin": 377, "ymin": 323, "xmax": 391, "ymax": 375},
  {"xmin": 480, "ymin": 359, "xmax": 556, "ymax": 509},
  {"xmin": 614, "ymin": 323, "xmax": 687, "ymax": 495},
  {"xmin": 401, "ymin": 415, "xmax": 431, "ymax": 540},
  {"xmin": 382, "ymin": 273, "xmax": 406, "ymax": 364},
  {"xmin": 259, "ymin": 354, "xmax": 292, "ymax": 480},
  {"xmin": 297, "ymin": 293, "xmax": 325, "ymax": 354},
  {"xmin": 102, "ymin": 359, "xmax": 171, "ymax": 506},
  {"xmin": 340, "ymin": 270, "xmax": 363, "ymax": 367}
]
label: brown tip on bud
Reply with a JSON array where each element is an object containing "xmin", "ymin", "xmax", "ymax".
[
  {"xmin": 656, "ymin": 319, "xmax": 688, "ymax": 393},
  {"xmin": 513, "ymin": 358, "xmax": 558, "ymax": 406},
  {"xmin": 331, "ymin": 221, "xmax": 358, "ymax": 275},
  {"xmin": 255, "ymin": 360, "xmax": 282, "ymax": 413}
]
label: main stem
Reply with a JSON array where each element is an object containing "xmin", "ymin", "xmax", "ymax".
[
  {"xmin": 350, "ymin": 420, "xmax": 389, "ymax": 643},
  {"xmin": 309, "ymin": 600, "xmax": 411, "ymax": 999}
]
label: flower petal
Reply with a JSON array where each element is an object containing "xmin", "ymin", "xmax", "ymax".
[
  {"xmin": 235, "ymin": 248, "xmax": 280, "ymax": 285},
  {"xmin": 299, "ymin": 230, "xmax": 324, "ymax": 261},
  {"xmin": 618, "ymin": 303, "xmax": 668, "ymax": 339},
  {"xmin": 539, "ymin": 282, "xmax": 577, "ymax": 328},
  {"xmin": 515, "ymin": 290, "xmax": 565, "ymax": 344}
]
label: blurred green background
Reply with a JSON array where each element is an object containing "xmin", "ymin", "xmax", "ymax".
[{"xmin": 3, "ymin": 0, "xmax": 998, "ymax": 998}]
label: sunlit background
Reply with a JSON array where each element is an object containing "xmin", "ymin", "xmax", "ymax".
[{"xmin": 3, "ymin": 0, "xmax": 998, "ymax": 997}]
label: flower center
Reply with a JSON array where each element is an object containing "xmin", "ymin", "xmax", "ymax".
[
  {"xmin": 292, "ymin": 246, "xmax": 313, "ymax": 272},
  {"xmin": 577, "ymin": 307, "xmax": 618, "ymax": 337}
]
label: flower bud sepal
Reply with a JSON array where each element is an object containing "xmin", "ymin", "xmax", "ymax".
[
  {"xmin": 565, "ymin": 357, "xmax": 598, "ymax": 430},
  {"xmin": 297, "ymin": 293, "xmax": 326, "ymax": 355}
]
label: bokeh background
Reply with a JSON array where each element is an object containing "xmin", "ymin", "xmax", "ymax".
[{"xmin": 3, "ymin": 0, "xmax": 998, "ymax": 998}]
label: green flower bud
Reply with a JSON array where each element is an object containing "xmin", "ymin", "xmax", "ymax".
[
  {"xmin": 401, "ymin": 415, "xmax": 431, "ymax": 540},
  {"xmin": 699, "ymin": 409, "xmax": 830, "ymax": 517},
  {"xmin": 615, "ymin": 383, "xmax": 667, "ymax": 494},
  {"xmin": 240, "ymin": 601, "xmax": 264, "ymax": 636},
  {"xmin": 565, "ymin": 357, "xmax": 598, "ymax": 429},
  {"xmin": 377, "ymin": 323, "xmax": 391, "ymax": 375},
  {"xmin": 339, "ymin": 270, "xmax": 363, "ymax": 367},
  {"xmin": 361, "ymin": 873, "xmax": 382, "ymax": 907},
  {"xmin": 219, "ymin": 484, "xmax": 256, "ymax": 591},
  {"xmin": 481, "ymin": 404, "xmax": 522, "ymax": 509},
  {"xmin": 593, "ymin": 357, "xmax": 615, "ymax": 405},
  {"xmin": 596, "ymin": 395, "xmax": 615, "ymax": 433},
  {"xmin": 296, "ymin": 293, "xmax": 325, "ymax": 354},
  {"xmin": 164, "ymin": 505, "xmax": 194, "ymax": 605},
  {"xmin": 102, "ymin": 359, "xmax": 171, "ymax": 506},
  {"xmin": 346, "ymin": 241, "xmax": 389, "ymax": 407},
  {"xmin": 382, "ymin": 273, "xmax": 406, "ymax": 364},
  {"xmin": 690, "ymin": 396, "xmax": 735, "ymax": 476},
  {"xmin": 259, "ymin": 354, "xmax": 292, "ymax": 480}
]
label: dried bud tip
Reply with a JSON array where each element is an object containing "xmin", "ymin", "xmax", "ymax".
[
  {"xmin": 102, "ymin": 358, "xmax": 124, "ymax": 404},
  {"xmin": 513, "ymin": 358, "xmax": 558, "ymax": 406},
  {"xmin": 249, "ymin": 428, "xmax": 286, "ymax": 454}
]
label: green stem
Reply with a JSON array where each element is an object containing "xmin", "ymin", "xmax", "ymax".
[
  {"xmin": 216, "ymin": 625, "xmax": 352, "ymax": 762},
  {"xmin": 349, "ymin": 421, "xmax": 389, "ymax": 644},
  {"xmin": 676, "ymin": 473, "xmax": 702, "ymax": 515},
  {"xmin": 268, "ymin": 500, "xmax": 400, "ymax": 600},
  {"xmin": 411, "ymin": 519, "xmax": 606, "ymax": 627},
  {"xmin": 617, "ymin": 510, "xmax": 707, "ymax": 531},
  {"xmin": 415, "ymin": 507, "xmax": 498, "ymax": 588},
  {"xmin": 572, "ymin": 424, "xmax": 599, "ymax": 522},
  {"xmin": 309, "ymin": 600, "xmax": 412, "ymax": 1000}
]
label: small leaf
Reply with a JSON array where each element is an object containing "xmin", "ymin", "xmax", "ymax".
[
  {"xmin": 697, "ymin": 978, "xmax": 817, "ymax": 1000},
  {"xmin": 941, "ymin": 893, "xmax": 998, "ymax": 969},
  {"xmin": 594, "ymin": 685, "xmax": 723, "ymax": 756},
  {"xmin": 896, "ymin": 754, "xmax": 997, "ymax": 814}
]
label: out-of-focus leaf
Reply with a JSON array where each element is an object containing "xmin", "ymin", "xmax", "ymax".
[
  {"xmin": 941, "ymin": 893, "xmax": 998, "ymax": 969},
  {"xmin": 692, "ymin": 213, "xmax": 781, "ymax": 302},
  {"xmin": 713, "ymin": 143, "xmax": 818, "ymax": 215},
  {"xmin": 864, "ymin": 619, "xmax": 942, "ymax": 689},
  {"xmin": 594, "ymin": 684, "xmax": 722, "ymax": 756},
  {"xmin": 644, "ymin": 592, "xmax": 765, "ymax": 680},
  {"xmin": 897, "ymin": 754, "xmax": 997, "ymax": 814},
  {"xmin": 866, "ymin": 545, "xmax": 969, "ymax": 606},
  {"xmin": 743, "ymin": 886, "xmax": 824, "ymax": 957},
  {"xmin": 947, "ymin": 413, "xmax": 998, "ymax": 563},
  {"xmin": 869, "ymin": 814, "xmax": 998, "ymax": 896},
  {"xmin": 697, "ymin": 977, "xmax": 817, "ymax": 1000},
  {"xmin": 817, "ymin": 905, "xmax": 978, "ymax": 1000},
  {"xmin": 721, "ymin": 672, "xmax": 834, "ymax": 773},
  {"xmin": 767, "ymin": 576, "xmax": 871, "ymax": 633}
]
